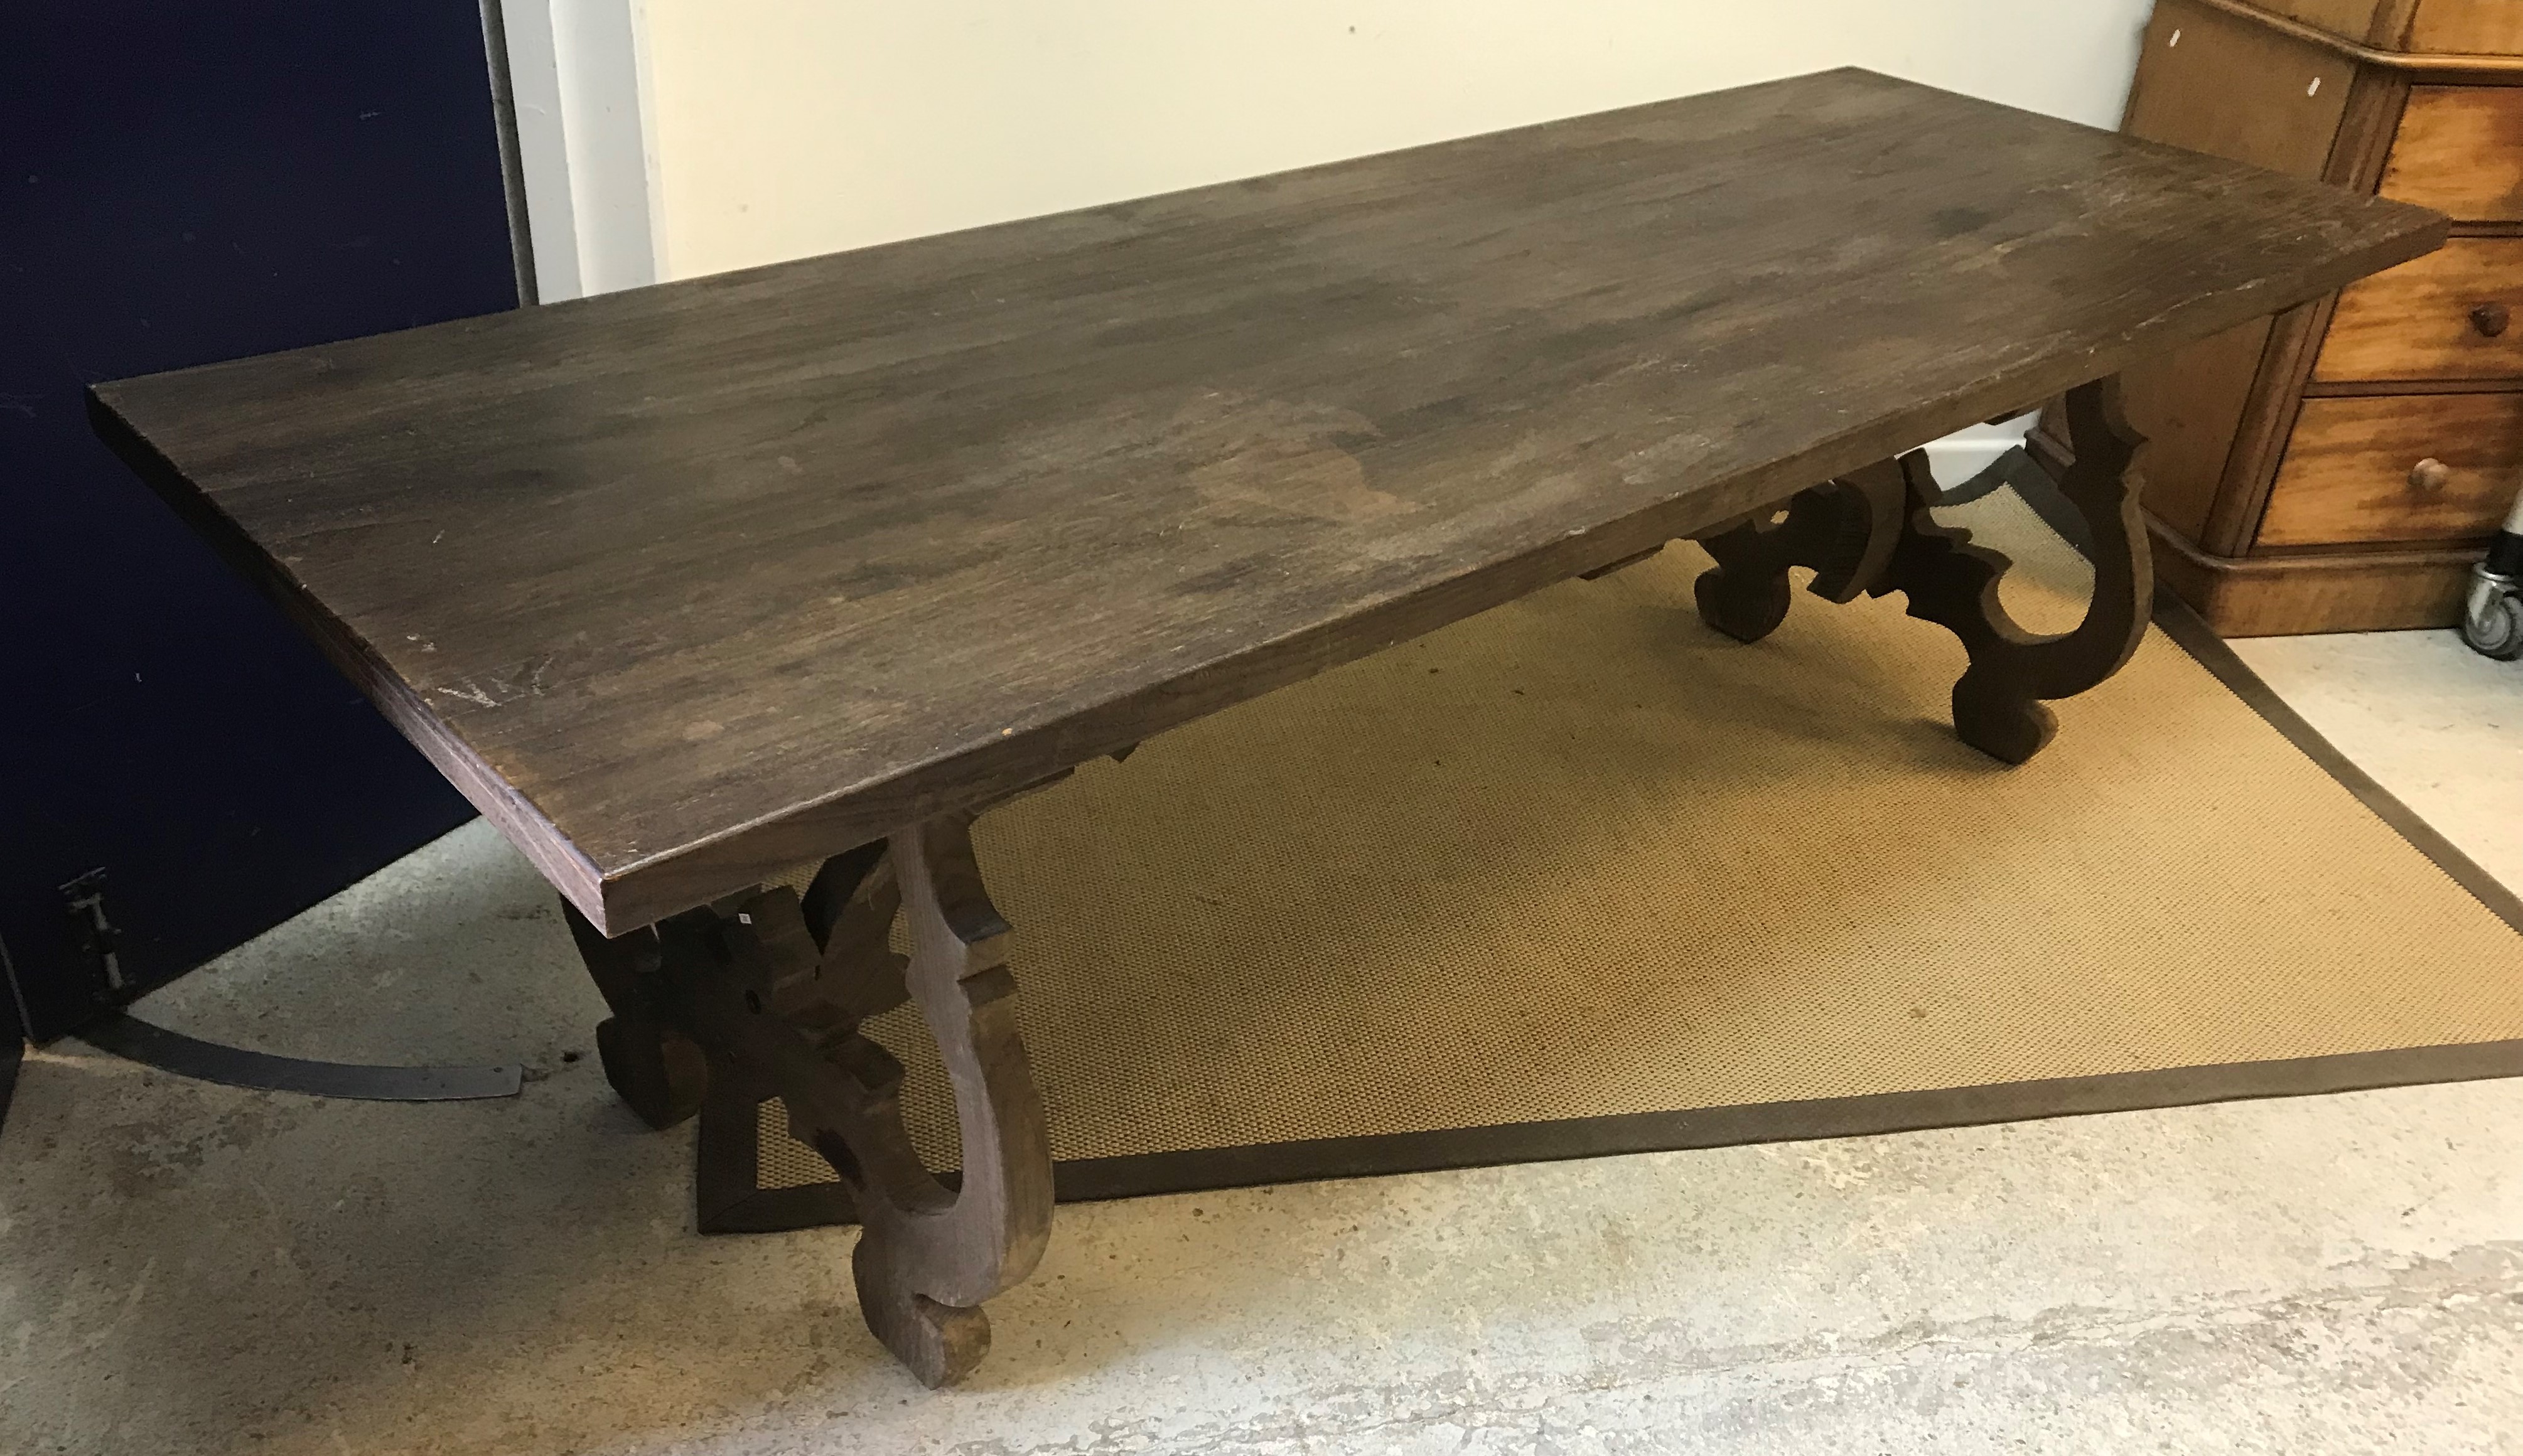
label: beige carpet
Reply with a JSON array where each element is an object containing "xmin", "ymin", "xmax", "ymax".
[{"xmin": 756, "ymin": 491, "xmax": 2523, "ymax": 1187}]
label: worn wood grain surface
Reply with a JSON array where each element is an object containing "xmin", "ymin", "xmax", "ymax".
[{"xmin": 92, "ymin": 68, "xmax": 2445, "ymax": 932}]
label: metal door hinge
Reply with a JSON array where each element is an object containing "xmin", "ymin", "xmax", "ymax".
[{"xmin": 60, "ymin": 868, "xmax": 127, "ymax": 1004}]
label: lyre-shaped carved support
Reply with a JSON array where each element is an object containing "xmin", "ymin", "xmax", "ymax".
[
  {"xmin": 1871, "ymin": 380, "xmax": 2153, "ymax": 763},
  {"xmin": 817, "ymin": 814, "xmax": 1053, "ymax": 1386},
  {"xmin": 1687, "ymin": 376, "xmax": 2153, "ymax": 764},
  {"xmin": 566, "ymin": 810, "xmax": 1053, "ymax": 1388}
]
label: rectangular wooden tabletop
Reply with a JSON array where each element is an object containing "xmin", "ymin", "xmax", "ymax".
[{"xmin": 92, "ymin": 68, "xmax": 2443, "ymax": 934}]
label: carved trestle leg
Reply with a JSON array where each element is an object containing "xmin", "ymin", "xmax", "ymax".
[
  {"xmin": 1689, "ymin": 454, "xmax": 1910, "ymax": 643},
  {"xmin": 564, "ymin": 810, "xmax": 1053, "ymax": 1388},
  {"xmin": 1687, "ymin": 376, "xmax": 2153, "ymax": 764}
]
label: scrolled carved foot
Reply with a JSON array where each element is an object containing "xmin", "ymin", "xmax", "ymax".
[
  {"xmin": 591, "ymin": 1014, "xmax": 709, "ymax": 1130},
  {"xmin": 566, "ymin": 904, "xmax": 709, "ymax": 1129},
  {"xmin": 1681, "ymin": 382, "xmax": 2151, "ymax": 763},
  {"xmin": 1693, "ymin": 561, "xmax": 1792, "ymax": 643},
  {"xmin": 1952, "ymin": 669, "xmax": 2058, "ymax": 766},
  {"xmin": 853, "ymin": 1242, "xmax": 994, "ymax": 1389}
]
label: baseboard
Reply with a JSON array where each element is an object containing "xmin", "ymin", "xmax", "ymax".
[
  {"xmin": 1923, "ymin": 413, "xmax": 2037, "ymax": 491},
  {"xmin": 2148, "ymin": 520, "xmax": 2478, "ymax": 636}
]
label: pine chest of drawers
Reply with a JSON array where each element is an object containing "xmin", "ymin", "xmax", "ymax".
[{"xmin": 2033, "ymin": 0, "xmax": 2523, "ymax": 634}]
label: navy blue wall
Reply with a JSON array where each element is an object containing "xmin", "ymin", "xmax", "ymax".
[{"xmin": 3, "ymin": 2, "xmax": 519, "ymax": 1039}]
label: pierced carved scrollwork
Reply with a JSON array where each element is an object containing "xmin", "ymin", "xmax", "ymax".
[
  {"xmin": 566, "ymin": 910, "xmax": 706, "ymax": 1132},
  {"xmin": 1873, "ymin": 380, "xmax": 2153, "ymax": 763},
  {"xmin": 1687, "ymin": 376, "xmax": 2153, "ymax": 764},
  {"xmin": 1689, "ymin": 455, "xmax": 1910, "ymax": 642},
  {"xmin": 566, "ymin": 810, "xmax": 1053, "ymax": 1388}
]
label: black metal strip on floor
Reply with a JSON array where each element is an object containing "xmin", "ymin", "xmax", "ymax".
[{"xmin": 75, "ymin": 1012, "xmax": 522, "ymax": 1101}]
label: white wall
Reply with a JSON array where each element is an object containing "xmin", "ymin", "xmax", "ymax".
[
  {"xmin": 638, "ymin": 0, "xmax": 2155, "ymax": 282},
  {"xmin": 542, "ymin": 1, "xmax": 2153, "ymax": 476}
]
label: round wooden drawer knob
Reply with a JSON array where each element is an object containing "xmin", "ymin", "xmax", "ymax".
[
  {"xmin": 2472, "ymin": 302, "xmax": 2511, "ymax": 338},
  {"xmin": 2410, "ymin": 458, "xmax": 2453, "ymax": 491}
]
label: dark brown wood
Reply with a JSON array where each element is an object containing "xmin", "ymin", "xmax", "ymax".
[
  {"xmin": 2202, "ymin": 299, "xmax": 2341, "ymax": 555},
  {"xmin": 1576, "ymin": 545, "xmax": 1666, "ymax": 581},
  {"xmin": 2106, "ymin": 1, "xmax": 2403, "ymax": 563},
  {"xmin": 90, "ymin": 68, "xmax": 2445, "ymax": 933},
  {"xmin": 2202, "ymin": 59, "xmax": 2417, "ymax": 555},
  {"xmin": 623, "ymin": 546, "xmax": 2523, "ymax": 1265},
  {"xmin": 2376, "ymin": 0, "xmax": 2429, "ymax": 47},
  {"xmin": 564, "ymin": 905, "xmax": 707, "ymax": 1130},
  {"xmin": 849, "ymin": 815, "xmax": 1051, "ymax": 1387},
  {"xmin": 2109, "ymin": 321, "xmax": 2274, "ymax": 541},
  {"xmin": 1694, "ymin": 380, "xmax": 2151, "ymax": 763},
  {"xmin": 1688, "ymin": 459, "xmax": 1907, "ymax": 642},
  {"xmin": 2329, "ymin": 63, "xmax": 2420, "ymax": 193},
  {"xmin": 2308, "ymin": 373, "xmax": 2523, "ymax": 393},
  {"xmin": 568, "ymin": 811, "xmax": 1052, "ymax": 1388},
  {"xmin": 1880, "ymin": 382, "xmax": 2155, "ymax": 763}
]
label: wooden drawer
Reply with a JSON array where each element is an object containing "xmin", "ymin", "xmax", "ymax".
[
  {"xmin": 2256, "ymin": 0, "xmax": 2523, "ymax": 51},
  {"xmin": 2380, "ymin": 87, "xmax": 2523, "ymax": 221},
  {"xmin": 2410, "ymin": 0, "xmax": 2523, "ymax": 53},
  {"xmin": 2262, "ymin": 393, "xmax": 2523, "ymax": 547},
  {"xmin": 2314, "ymin": 238, "xmax": 2523, "ymax": 381}
]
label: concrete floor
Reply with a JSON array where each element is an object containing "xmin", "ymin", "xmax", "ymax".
[
  {"xmin": 2232, "ymin": 628, "xmax": 2523, "ymax": 890},
  {"xmin": 3, "ymin": 625, "xmax": 2519, "ymax": 1455}
]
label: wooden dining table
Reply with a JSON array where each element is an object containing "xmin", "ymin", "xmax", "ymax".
[{"xmin": 90, "ymin": 68, "xmax": 2441, "ymax": 1387}]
